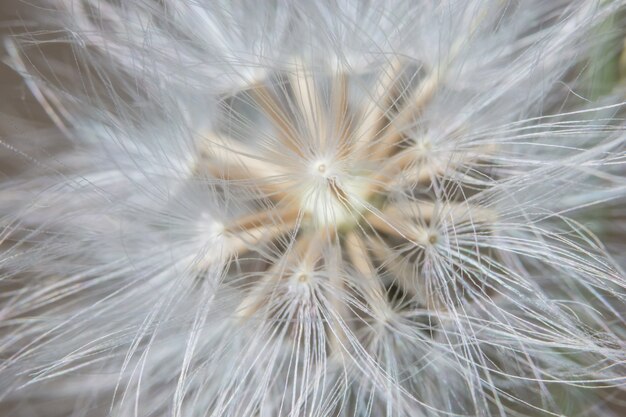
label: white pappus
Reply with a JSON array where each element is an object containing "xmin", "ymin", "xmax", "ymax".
[{"xmin": 1, "ymin": 1, "xmax": 626, "ymax": 416}]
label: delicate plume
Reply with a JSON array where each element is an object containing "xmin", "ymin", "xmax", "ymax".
[{"xmin": 1, "ymin": 1, "xmax": 626, "ymax": 416}]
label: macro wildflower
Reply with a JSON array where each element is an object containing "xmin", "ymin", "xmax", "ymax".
[{"xmin": 1, "ymin": 1, "xmax": 626, "ymax": 416}]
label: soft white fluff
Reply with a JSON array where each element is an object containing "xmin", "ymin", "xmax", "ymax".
[{"xmin": 1, "ymin": 1, "xmax": 626, "ymax": 416}]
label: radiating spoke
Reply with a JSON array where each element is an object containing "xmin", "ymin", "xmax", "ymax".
[
  {"xmin": 369, "ymin": 71, "xmax": 440, "ymax": 162},
  {"xmin": 249, "ymin": 82, "xmax": 303, "ymax": 156},
  {"xmin": 345, "ymin": 232, "xmax": 389, "ymax": 319},
  {"xmin": 195, "ymin": 132, "xmax": 294, "ymax": 200},
  {"xmin": 289, "ymin": 59, "xmax": 327, "ymax": 150},
  {"xmin": 353, "ymin": 58, "xmax": 404, "ymax": 158},
  {"xmin": 331, "ymin": 72, "xmax": 353, "ymax": 158}
]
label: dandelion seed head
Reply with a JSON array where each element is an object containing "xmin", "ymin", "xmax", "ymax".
[{"xmin": 2, "ymin": 1, "xmax": 626, "ymax": 416}]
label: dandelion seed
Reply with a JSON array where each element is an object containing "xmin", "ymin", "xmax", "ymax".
[{"xmin": 1, "ymin": 1, "xmax": 626, "ymax": 417}]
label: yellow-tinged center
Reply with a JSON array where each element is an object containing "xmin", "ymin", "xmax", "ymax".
[{"xmin": 296, "ymin": 158, "xmax": 368, "ymax": 227}]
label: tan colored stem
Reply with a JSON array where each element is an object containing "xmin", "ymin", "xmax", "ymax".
[
  {"xmin": 331, "ymin": 73, "xmax": 353, "ymax": 158},
  {"xmin": 368, "ymin": 71, "xmax": 440, "ymax": 162},
  {"xmin": 249, "ymin": 82, "xmax": 303, "ymax": 156},
  {"xmin": 226, "ymin": 205, "xmax": 301, "ymax": 233},
  {"xmin": 289, "ymin": 60, "xmax": 327, "ymax": 150},
  {"xmin": 345, "ymin": 232, "xmax": 388, "ymax": 318},
  {"xmin": 195, "ymin": 133, "xmax": 293, "ymax": 200},
  {"xmin": 353, "ymin": 58, "xmax": 404, "ymax": 158}
]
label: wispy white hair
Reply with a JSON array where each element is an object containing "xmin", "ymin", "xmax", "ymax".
[{"xmin": 1, "ymin": 1, "xmax": 626, "ymax": 416}]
